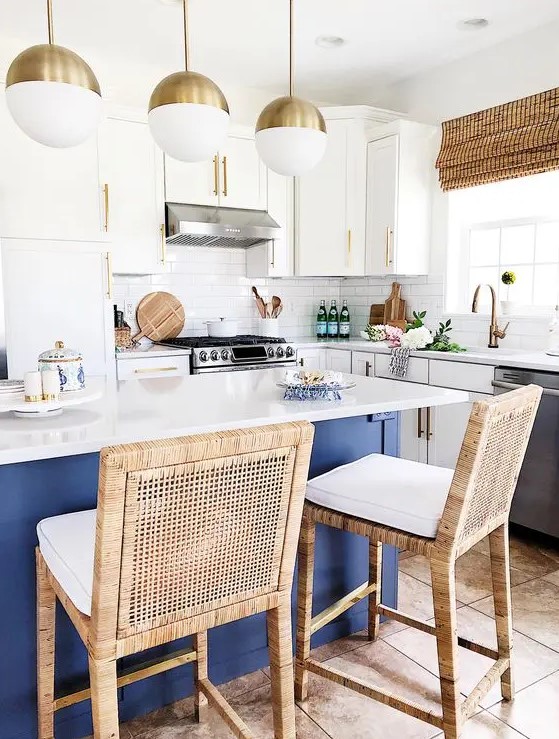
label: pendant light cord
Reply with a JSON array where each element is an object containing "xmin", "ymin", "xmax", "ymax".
[
  {"xmin": 289, "ymin": 0, "xmax": 294, "ymax": 97},
  {"xmin": 47, "ymin": 0, "xmax": 54, "ymax": 44},
  {"xmin": 183, "ymin": 0, "xmax": 190, "ymax": 71}
]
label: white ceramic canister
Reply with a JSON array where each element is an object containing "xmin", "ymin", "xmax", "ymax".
[{"xmin": 38, "ymin": 341, "xmax": 85, "ymax": 392}]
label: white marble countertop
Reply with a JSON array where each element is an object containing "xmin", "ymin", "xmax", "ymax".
[
  {"xmin": 289, "ymin": 337, "xmax": 559, "ymax": 373},
  {"xmin": 0, "ymin": 371, "xmax": 467, "ymax": 465}
]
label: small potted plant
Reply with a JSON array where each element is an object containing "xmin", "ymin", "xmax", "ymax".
[{"xmin": 501, "ymin": 270, "xmax": 517, "ymax": 315}]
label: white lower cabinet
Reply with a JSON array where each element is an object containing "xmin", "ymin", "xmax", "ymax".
[
  {"xmin": 296, "ymin": 347, "xmax": 324, "ymax": 369},
  {"xmin": 427, "ymin": 393, "xmax": 492, "ymax": 469},
  {"xmin": 2, "ymin": 240, "xmax": 115, "ymax": 379},
  {"xmin": 324, "ymin": 348, "xmax": 352, "ymax": 373},
  {"xmin": 117, "ymin": 354, "xmax": 191, "ymax": 380},
  {"xmin": 351, "ymin": 351, "xmax": 374, "ymax": 377}
]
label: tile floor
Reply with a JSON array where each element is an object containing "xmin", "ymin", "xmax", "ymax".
[{"xmin": 103, "ymin": 532, "xmax": 559, "ymax": 738}]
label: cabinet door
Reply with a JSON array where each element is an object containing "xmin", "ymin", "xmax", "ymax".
[
  {"xmin": 324, "ymin": 348, "xmax": 352, "ymax": 373},
  {"xmin": 0, "ymin": 91, "xmax": 102, "ymax": 241},
  {"xmin": 2, "ymin": 241, "xmax": 115, "ymax": 379},
  {"xmin": 220, "ymin": 135, "xmax": 266, "ymax": 210},
  {"xmin": 297, "ymin": 120, "xmax": 351, "ymax": 276},
  {"xmin": 365, "ymin": 135, "xmax": 398, "ymax": 275},
  {"xmin": 246, "ymin": 172, "xmax": 292, "ymax": 278},
  {"xmin": 351, "ymin": 351, "xmax": 374, "ymax": 377},
  {"xmin": 296, "ymin": 348, "xmax": 324, "ymax": 369},
  {"xmin": 99, "ymin": 117, "xmax": 165, "ymax": 274},
  {"xmin": 427, "ymin": 393, "xmax": 492, "ymax": 469},
  {"xmin": 400, "ymin": 408, "xmax": 428, "ymax": 463},
  {"xmin": 164, "ymin": 155, "xmax": 219, "ymax": 206}
]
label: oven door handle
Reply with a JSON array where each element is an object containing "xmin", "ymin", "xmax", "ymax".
[{"xmin": 492, "ymin": 379, "xmax": 559, "ymax": 397}]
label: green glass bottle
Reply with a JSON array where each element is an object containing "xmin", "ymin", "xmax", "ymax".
[
  {"xmin": 327, "ymin": 300, "xmax": 339, "ymax": 338},
  {"xmin": 339, "ymin": 299, "xmax": 350, "ymax": 339},
  {"xmin": 316, "ymin": 300, "xmax": 327, "ymax": 339}
]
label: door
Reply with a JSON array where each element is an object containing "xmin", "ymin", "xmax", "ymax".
[
  {"xmin": 297, "ymin": 120, "xmax": 351, "ymax": 276},
  {"xmin": 324, "ymin": 349, "xmax": 352, "ymax": 373},
  {"xmin": 296, "ymin": 348, "xmax": 324, "ymax": 369},
  {"xmin": 427, "ymin": 393, "xmax": 491, "ymax": 469},
  {"xmin": 2, "ymin": 240, "xmax": 115, "ymax": 379},
  {"xmin": 365, "ymin": 135, "xmax": 398, "ymax": 275},
  {"xmin": 0, "ymin": 89, "xmax": 103, "ymax": 241},
  {"xmin": 98, "ymin": 117, "xmax": 165, "ymax": 274},
  {"xmin": 400, "ymin": 408, "xmax": 428, "ymax": 463},
  {"xmin": 351, "ymin": 351, "xmax": 374, "ymax": 377},
  {"xmin": 219, "ymin": 135, "xmax": 266, "ymax": 210},
  {"xmin": 164, "ymin": 155, "xmax": 219, "ymax": 206},
  {"xmin": 246, "ymin": 172, "xmax": 292, "ymax": 278}
]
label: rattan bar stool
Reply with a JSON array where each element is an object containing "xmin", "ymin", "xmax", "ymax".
[
  {"xmin": 35, "ymin": 422, "xmax": 314, "ymax": 739},
  {"xmin": 295, "ymin": 386, "xmax": 541, "ymax": 739}
]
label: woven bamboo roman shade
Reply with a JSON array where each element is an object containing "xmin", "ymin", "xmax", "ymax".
[{"xmin": 436, "ymin": 87, "xmax": 559, "ymax": 191}]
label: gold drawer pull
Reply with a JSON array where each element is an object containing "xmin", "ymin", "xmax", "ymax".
[
  {"xmin": 213, "ymin": 155, "xmax": 219, "ymax": 196},
  {"xmin": 134, "ymin": 366, "xmax": 179, "ymax": 374}
]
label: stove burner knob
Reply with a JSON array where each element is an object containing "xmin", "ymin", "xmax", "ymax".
[
  {"xmin": 285, "ymin": 346, "xmax": 294, "ymax": 357},
  {"xmin": 221, "ymin": 349, "xmax": 230, "ymax": 361},
  {"xmin": 276, "ymin": 346, "xmax": 285, "ymax": 358},
  {"xmin": 210, "ymin": 350, "xmax": 220, "ymax": 362},
  {"xmin": 268, "ymin": 347, "xmax": 275, "ymax": 358},
  {"xmin": 199, "ymin": 350, "xmax": 208, "ymax": 363}
]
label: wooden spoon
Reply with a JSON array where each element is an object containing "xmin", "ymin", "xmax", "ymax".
[
  {"xmin": 271, "ymin": 296, "xmax": 281, "ymax": 318},
  {"xmin": 251, "ymin": 286, "xmax": 266, "ymax": 319}
]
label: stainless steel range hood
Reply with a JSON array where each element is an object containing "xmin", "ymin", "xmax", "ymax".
[{"xmin": 165, "ymin": 203, "xmax": 281, "ymax": 248}]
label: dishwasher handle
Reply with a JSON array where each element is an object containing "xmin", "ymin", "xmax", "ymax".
[{"xmin": 492, "ymin": 379, "xmax": 559, "ymax": 397}]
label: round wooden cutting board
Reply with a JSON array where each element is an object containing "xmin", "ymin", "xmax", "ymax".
[{"xmin": 132, "ymin": 292, "xmax": 185, "ymax": 342}]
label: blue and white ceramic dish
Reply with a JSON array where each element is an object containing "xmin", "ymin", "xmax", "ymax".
[{"xmin": 38, "ymin": 341, "xmax": 85, "ymax": 393}]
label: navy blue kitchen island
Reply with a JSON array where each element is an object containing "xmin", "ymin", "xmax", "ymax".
[{"xmin": 0, "ymin": 413, "xmax": 399, "ymax": 739}]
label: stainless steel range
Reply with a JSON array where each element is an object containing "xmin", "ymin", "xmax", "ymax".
[{"xmin": 156, "ymin": 335, "xmax": 296, "ymax": 374}]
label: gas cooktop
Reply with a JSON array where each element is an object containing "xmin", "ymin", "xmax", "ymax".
[{"xmin": 157, "ymin": 335, "xmax": 286, "ymax": 349}]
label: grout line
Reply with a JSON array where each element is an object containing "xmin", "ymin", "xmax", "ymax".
[{"xmin": 297, "ymin": 703, "xmax": 336, "ymax": 738}]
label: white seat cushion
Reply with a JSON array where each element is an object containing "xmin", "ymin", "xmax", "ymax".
[
  {"xmin": 306, "ymin": 454, "xmax": 454, "ymax": 538},
  {"xmin": 37, "ymin": 509, "xmax": 96, "ymax": 616}
]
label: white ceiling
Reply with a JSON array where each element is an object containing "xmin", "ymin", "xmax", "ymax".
[{"xmin": 1, "ymin": 0, "xmax": 559, "ymax": 104}]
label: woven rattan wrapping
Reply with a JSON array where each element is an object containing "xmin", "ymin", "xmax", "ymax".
[
  {"xmin": 436, "ymin": 87, "xmax": 559, "ymax": 191},
  {"xmin": 118, "ymin": 446, "xmax": 296, "ymax": 635}
]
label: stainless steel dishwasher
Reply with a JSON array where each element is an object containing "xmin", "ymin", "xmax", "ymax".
[{"xmin": 493, "ymin": 367, "xmax": 559, "ymax": 538}]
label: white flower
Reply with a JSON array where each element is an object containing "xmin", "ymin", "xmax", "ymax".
[{"xmin": 401, "ymin": 326, "xmax": 432, "ymax": 350}]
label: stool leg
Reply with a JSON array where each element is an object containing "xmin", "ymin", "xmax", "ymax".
[
  {"xmin": 489, "ymin": 524, "xmax": 515, "ymax": 701},
  {"xmin": 267, "ymin": 597, "xmax": 296, "ymax": 739},
  {"xmin": 89, "ymin": 657, "xmax": 119, "ymax": 739},
  {"xmin": 36, "ymin": 551, "xmax": 56, "ymax": 739},
  {"xmin": 431, "ymin": 558, "xmax": 461, "ymax": 739},
  {"xmin": 193, "ymin": 632, "xmax": 209, "ymax": 721},
  {"xmin": 368, "ymin": 539, "xmax": 383, "ymax": 640},
  {"xmin": 295, "ymin": 512, "xmax": 315, "ymax": 703}
]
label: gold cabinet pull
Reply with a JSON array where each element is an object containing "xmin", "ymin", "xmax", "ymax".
[
  {"xmin": 385, "ymin": 226, "xmax": 392, "ymax": 268},
  {"xmin": 222, "ymin": 156, "xmax": 228, "ymax": 197},
  {"xmin": 365, "ymin": 361, "xmax": 372, "ymax": 377},
  {"xmin": 270, "ymin": 239, "xmax": 275, "ymax": 268},
  {"xmin": 347, "ymin": 229, "xmax": 352, "ymax": 256},
  {"xmin": 103, "ymin": 183, "xmax": 110, "ymax": 232},
  {"xmin": 213, "ymin": 155, "xmax": 219, "ymax": 196},
  {"xmin": 105, "ymin": 252, "xmax": 112, "ymax": 299},
  {"xmin": 160, "ymin": 224, "xmax": 166, "ymax": 265},
  {"xmin": 417, "ymin": 408, "xmax": 423, "ymax": 438},
  {"xmin": 134, "ymin": 366, "xmax": 178, "ymax": 374},
  {"xmin": 426, "ymin": 407, "xmax": 433, "ymax": 439}
]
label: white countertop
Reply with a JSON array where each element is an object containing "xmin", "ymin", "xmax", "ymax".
[
  {"xmin": 0, "ymin": 372, "xmax": 467, "ymax": 466},
  {"xmin": 290, "ymin": 338, "xmax": 559, "ymax": 373}
]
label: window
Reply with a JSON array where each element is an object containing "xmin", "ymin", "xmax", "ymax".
[{"xmin": 447, "ymin": 171, "xmax": 559, "ymax": 313}]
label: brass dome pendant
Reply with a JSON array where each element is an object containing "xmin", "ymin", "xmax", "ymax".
[
  {"xmin": 5, "ymin": 0, "xmax": 101, "ymax": 148},
  {"xmin": 256, "ymin": 95, "xmax": 326, "ymax": 134}
]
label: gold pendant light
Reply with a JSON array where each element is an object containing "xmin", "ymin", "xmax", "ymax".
[
  {"xmin": 5, "ymin": 0, "xmax": 102, "ymax": 148},
  {"xmin": 148, "ymin": 0, "xmax": 230, "ymax": 162},
  {"xmin": 255, "ymin": 0, "xmax": 327, "ymax": 176}
]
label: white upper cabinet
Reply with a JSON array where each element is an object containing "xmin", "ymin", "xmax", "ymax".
[
  {"xmin": 296, "ymin": 107, "xmax": 394, "ymax": 277},
  {"xmin": 164, "ymin": 129, "xmax": 266, "ymax": 211},
  {"xmin": 0, "ymin": 88, "xmax": 103, "ymax": 242},
  {"xmin": 246, "ymin": 171, "xmax": 293, "ymax": 278},
  {"xmin": 366, "ymin": 120, "xmax": 435, "ymax": 276},
  {"xmin": 98, "ymin": 114, "xmax": 165, "ymax": 274}
]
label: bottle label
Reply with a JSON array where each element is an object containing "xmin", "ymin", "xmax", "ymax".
[
  {"xmin": 327, "ymin": 323, "xmax": 338, "ymax": 336},
  {"xmin": 316, "ymin": 322, "xmax": 327, "ymax": 337},
  {"xmin": 339, "ymin": 323, "xmax": 350, "ymax": 336}
]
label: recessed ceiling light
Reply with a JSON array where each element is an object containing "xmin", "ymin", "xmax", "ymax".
[
  {"xmin": 315, "ymin": 35, "xmax": 346, "ymax": 49},
  {"xmin": 458, "ymin": 18, "xmax": 490, "ymax": 30}
]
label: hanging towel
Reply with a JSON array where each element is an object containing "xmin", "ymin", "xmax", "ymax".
[{"xmin": 389, "ymin": 347, "xmax": 411, "ymax": 378}]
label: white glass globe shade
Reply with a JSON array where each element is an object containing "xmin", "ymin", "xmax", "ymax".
[
  {"xmin": 6, "ymin": 81, "xmax": 102, "ymax": 148},
  {"xmin": 149, "ymin": 102, "xmax": 230, "ymax": 162},
  {"xmin": 255, "ymin": 126, "xmax": 327, "ymax": 176}
]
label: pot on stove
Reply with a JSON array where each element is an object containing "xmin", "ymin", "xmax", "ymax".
[{"xmin": 205, "ymin": 318, "xmax": 239, "ymax": 337}]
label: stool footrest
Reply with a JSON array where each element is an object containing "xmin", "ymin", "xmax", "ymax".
[
  {"xmin": 53, "ymin": 647, "xmax": 197, "ymax": 711},
  {"xmin": 462, "ymin": 658, "xmax": 509, "ymax": 720},
  {"xmin": 311, "ymin": 580, "xmax": 377, "ymax": 635},
  {"xmin": 305, "ymin": 658, "xmax": 444, "ymax": 729},
  {"xmin": 199, "ymin": 678, "xmax": 254, "ymax": 738}
]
